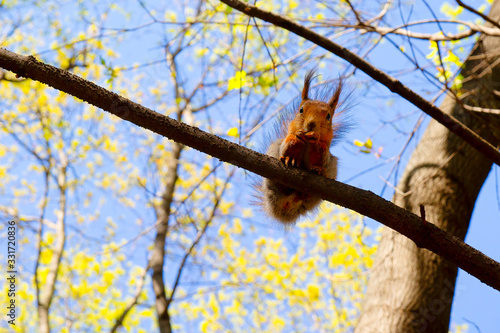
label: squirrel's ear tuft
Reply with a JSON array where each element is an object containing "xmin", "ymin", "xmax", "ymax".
[
  {"xmin": 302, "ymin": 70, "xmax": 315, "ymax": 101},
  {"xmin": 328, "ymin": 79, "xmax": 342, "ymax": 110}
]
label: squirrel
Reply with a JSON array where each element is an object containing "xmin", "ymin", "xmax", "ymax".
[{"xmin": 259, "ymin": 70, "xmax": 343, "ymax": 225}]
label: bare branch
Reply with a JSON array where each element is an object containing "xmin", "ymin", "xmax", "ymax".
[
  {"xmin": 0, "ymin": 48, "xmax": 499, "ymax": 291},
  {"xmin": 35, "ymin": 168, "xmax": 51, "ymax": 313},
  {"xmin": 365, "ymin": 0, "xmax": 393, "ymax": 25},
  {"xmin": 462, "ymin": 104, "xmax": 500, "ymax": 115},
  {"xmin": 0, "ymin": 206, "xmax": 57, "ymax": 229},
  {"xmin": 110, "ymin": 262, "xmax": 150, "ymax": 333},
  {"xmin": 345, "ymin": 0, "xmax": 364, "ymax": 24},
  {"xmin": 294, "ymin": 17, "xmax": 500, "ymax": 41},
  {"xmin": 456, "ymin": 0, "xmax": 500, "ymax": 30},
  {"xmin": 38, "ymin": 152, "xmax": 68, "ymax": 333},
  {"xmin": 359, "ymin": 24, "xmax": 478, "ymax": 41}
]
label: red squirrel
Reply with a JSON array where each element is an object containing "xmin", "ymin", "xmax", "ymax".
[{"xmin": 260, "ymin": 70, "xmax": 343, "ymax": 224}]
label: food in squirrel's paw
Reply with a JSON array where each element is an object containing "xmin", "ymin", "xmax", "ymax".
[{"xmin": 259, "ymin": 70, "xmax": 344, "ymax": 225}]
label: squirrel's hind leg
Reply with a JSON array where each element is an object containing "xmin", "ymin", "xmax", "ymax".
[{"xmin": 262, "ymin": 178, "xmax": 322, "ymax": 224}]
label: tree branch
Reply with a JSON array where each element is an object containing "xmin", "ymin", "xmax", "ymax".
[
  {"xmin": 358, "ymin": 24, "xmax": 478, "ymax": 41},
  {"xmin": 34, "ymin": 168, "xmax": 51, "ymax": 316},
  {"xmin": 150, "ymin": 142, "xmax": 183, "ymax": 333},
  {"xmin": 353, "ymin": 17, "xmax": 500, "ymax": 41},
  {"xmin": 456, "ymin": 0, "xmax": 500, "ymax": 30},
  {"xmin": 110, "ymin": 262, "xmax": 149, "ymax": 333},
  {"xmin": 218, "ymin": 0, "xmax": 500, "ymax": 167},
  {"xmin": 38, "ymin": 151, "xmax": 68, "ymax": 333},
  {"xmin": 0, "ymin": 48, "xmax": 499, "ymax": 291}
]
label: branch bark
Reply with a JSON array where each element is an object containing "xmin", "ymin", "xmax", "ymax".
[
  {"xmin": 0, "ymin": 48, "xmax": 499, "ymax": 291},
  {"xmin": 218, "ymin": 0, "xmax": 500, "ymax": 167}
]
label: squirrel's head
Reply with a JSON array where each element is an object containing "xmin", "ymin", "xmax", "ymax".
[{"xmin": 290, "ymin": 70, "xmax": 342, "ymax": 145}]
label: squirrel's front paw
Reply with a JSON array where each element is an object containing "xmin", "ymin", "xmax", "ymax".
[
  {"xmin": 280, "ymin": 135, "xmax": 306, "ymax": 167},
  {"xmin": 280, "ymin": 151, "xmax": 302, "ymax": 167},
  {"xmin": 281, "ymin": 155, "xmax": 301, "ymax": 167}
]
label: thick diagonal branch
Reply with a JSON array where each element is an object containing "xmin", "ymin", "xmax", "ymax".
[{"xmin": 0, "ymin": 48, "xmax": 499, "ymax": 291}]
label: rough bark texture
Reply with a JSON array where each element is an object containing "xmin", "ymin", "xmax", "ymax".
[{"xmin": 355, "ymin": 3, "xmax": 500, "ymax": 332}]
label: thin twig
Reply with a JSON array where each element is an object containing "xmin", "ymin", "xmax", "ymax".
[
  {"xmin": 456, "ymin": 0, "xmax": 500, "ymax": 30},
  {"xmin": 110, "ymin": 262, "xmax": 150, "ymax": 333}
]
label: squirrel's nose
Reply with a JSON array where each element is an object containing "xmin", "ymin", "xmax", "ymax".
[{"xmin": 306, "ymin": 121, "xmax": 316, "ymax": 131}]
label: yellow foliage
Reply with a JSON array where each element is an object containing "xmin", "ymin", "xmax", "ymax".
[
  {"xmin": 227, "ymin": 127, "xmax": 239, "ymax": 137},
  {"xmin": 307, "ymin": 284, "xmax": 320, "ymax": 301},
  {"xmin": 103, "ymin": 271, "xmax": 115, "ymax": 285},
  {"xmin": 0, "ymin": 166, "xmax": 7, "ymax": 178},
  {"xmin": 440, "ymin": 2, "xmax": 463, "ymax": 20},
  {"xmin": 272, "ymin": 317, "xmax": 286, "ymax": 330},
  {"xmin": 227, "ymin": 71, "xmax": 250, "ymax": 91}
]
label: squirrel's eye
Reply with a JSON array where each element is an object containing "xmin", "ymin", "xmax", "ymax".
[
  {"xmin": 326, "ymin": 113, "xmax": 331, "ymax": 120},
  {"xmin": 299, "ymin": 107, "xmax": 304, "ymax": 114}
]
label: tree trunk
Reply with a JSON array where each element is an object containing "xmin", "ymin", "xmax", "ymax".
[
  {"xmin": 355, "ymin": 3, "xmax": 500, "ymax": 332},
  {"xmin": 151, "ymin": 142, "xmax": 183, "ymax": 333}
]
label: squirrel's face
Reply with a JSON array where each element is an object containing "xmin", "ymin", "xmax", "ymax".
[
  {"xmin": 294, "ymin": 100, "xmax": 335, "ymax": 144},
  {"xmin": 293, "ymin": 70, "xmax": 342, "ymax": 145}
]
